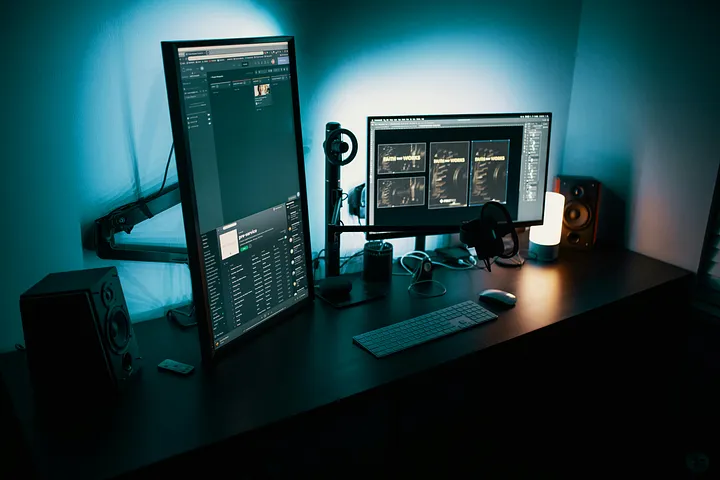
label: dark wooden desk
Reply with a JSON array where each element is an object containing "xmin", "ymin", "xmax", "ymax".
[{"xmin": 0, "ymin": 249, "xmax": 692, "ymax": 478}]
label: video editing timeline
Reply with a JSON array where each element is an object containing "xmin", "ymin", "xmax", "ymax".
[
  {"xmin": 367, "ymin": 114, "xmax": 551, "ymax": 229},
  {"xmin": 201, "ymin": 198, "xmax": 308, "ymax": 349}
]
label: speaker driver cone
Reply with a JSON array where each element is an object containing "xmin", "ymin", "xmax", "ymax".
[
  {"xmin": 107, "ymin": 307, "xmax": 131, "ymax": 354},
  {"xmin": 101, "ymin": 283, "xmax": 115, "ymax": 307},
  {"xmin": 564, "ymin": 200, "xmax": 592, "ymax": 231}
]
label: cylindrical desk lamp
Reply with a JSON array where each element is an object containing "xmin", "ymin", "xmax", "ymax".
[{"xmin": 529, "ymin": 192, "xmax": 565, "ymax": 262}]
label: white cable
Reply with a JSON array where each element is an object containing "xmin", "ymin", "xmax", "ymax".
[
  {"xmin": 400, "ymin": 250, "xmax": 478, "ymax": 272},
  {"xmin": 400, "ymin": 252, "xmax": 428, "ymax": 274},
  {"xmin": 432, "ymin": 259, "xmax": 476, "ymax": 270},
  {"xmin": 407, "ymin": 279, "xmax": 447, "ymax": 297}
]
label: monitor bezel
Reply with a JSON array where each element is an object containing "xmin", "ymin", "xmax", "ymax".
[
  {"xmin": 365, "ymin": 112, "xmax": 552, "ymax": 241},
  {"xmin": 161, "ymin": 36, "xmax": 315, "ymax": 366}
]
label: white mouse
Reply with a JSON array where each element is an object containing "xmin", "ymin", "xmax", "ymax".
[{"xmin": 478, "ymin": 289, "xmax": 517, "ymax": 307}]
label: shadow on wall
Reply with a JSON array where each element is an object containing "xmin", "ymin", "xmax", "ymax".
[
  {"xmin": 597, "ymin": 185, "xmax": 627, "ymax": 248},
  {"xmin": 562, "ymin": 0, "xmax": 720, "ymax": 271},
  {"xmin": 76, "ymin": 0, "xmax": 285, "ymax": 322}
]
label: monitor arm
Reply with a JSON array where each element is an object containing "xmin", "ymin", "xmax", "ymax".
[{"xmin": 93, "ymin": 183, "xmax": 189, "ymax": 263}]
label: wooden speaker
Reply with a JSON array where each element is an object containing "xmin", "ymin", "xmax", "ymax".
[{"xmin": 554, "ymin": 176, "xmax": 602, "ymax": 249}]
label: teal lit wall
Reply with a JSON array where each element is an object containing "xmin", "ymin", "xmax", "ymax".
[
  {"xmin": 0, "ymin": 0, "xmax": 584, "ymax": 351},
  {"xmin": 290, "ymin": 0, "xmax": 583, "ymax": 255},
  {"xmin": 563, "ymin": 0, "xmax": 720, "ymax": 271},
  {"xmin": 0, "ymin": 0, "xmax": 287, "ymax": 352},
  {"xmin": 2, "ymin": 0, "xmax": 714, "ymax": 354}
]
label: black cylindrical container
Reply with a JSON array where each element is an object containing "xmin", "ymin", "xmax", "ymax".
[{"xmin": 363, "ymin": 241, "xmax": 393, "ymax": 283}]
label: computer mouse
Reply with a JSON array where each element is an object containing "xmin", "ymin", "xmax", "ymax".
[
  {"xmin": 478, "ymin": 289, "xmax": 517, "ymax": 307},
  {"xmin": 317, "ymin": 277, "xmax": 352, "ymax": 300}
]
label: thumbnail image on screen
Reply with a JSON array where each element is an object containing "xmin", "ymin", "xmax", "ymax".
[
  {"xmin": 254, "ymin": 83, "xmax": 270, "ymax": 96},
  {"xmin": 377, "ymin": 143, "xmax": 426, "ymax": 174},
  {"xmin": 429, "ymin": 141, "xmax": 469, "ymax": 209},
  {"xmin": 470, "ymin": 140, "xmax": 510, "ymax": 205},
  {"xmin": 253, "ymin": 79, "xmax": 273, "ymax": 108},
  {"xmin": 377, "ymin": 176, "xmax": 426, "ymax": 208}
]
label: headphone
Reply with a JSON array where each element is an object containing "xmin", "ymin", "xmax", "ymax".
[{"xmin": 459, "ymin": 202, "xmax": 519, "ymax": 271}]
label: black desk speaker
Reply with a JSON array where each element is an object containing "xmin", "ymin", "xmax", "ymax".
[
  {"xmin": 20, "ymin": 267, "xmax": 141, "ymax": 402},
  {"xmin": 554, "ymin": 175, "xmax": 601, "ymax": 249}
]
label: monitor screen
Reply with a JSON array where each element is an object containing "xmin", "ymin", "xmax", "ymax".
[
  {"xmin": 162, "ymin": 37, "xmax": 313, "ymax": 362},
  {"xmin": 366, "ymin": 113, "xmax": 551, "ymax": 239}
]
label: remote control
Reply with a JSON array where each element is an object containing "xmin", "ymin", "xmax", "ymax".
[{"xmin": 157, "ymin": 359, "xmax": 194, "ymax": 375}]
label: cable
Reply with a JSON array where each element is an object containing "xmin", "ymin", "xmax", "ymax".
[
  {"xmin": 401, "ymin": 251, "xmax": 497, "ymax": 273},
  {"xmin": 167, "ymin": 304, "xmax": 197, "ymax": 328},
  {"xmin": 408, "ymin": 280, "xmax": 447, "ymax": 298},
  {"xmin": 103, "ymin": 143, "xmax": 175, "ymax": 219},
  {"xmin": 432, "ymin": 258, "xmax": 477, "ymax": 271},
  {"xmin": 153, "ymin": 143, "xmax": 175, "ymax": 198},
  {"xmin": 401, "ymin": 251, "xmax": 447, "ymax": 297},
  {"xmin": 400, "ymin": 251, "xmax": 475, "ymax": 273},
  {"xmin": 400, "ymin": 253, "xmax": 427, "ymax": 274},
  {"xmin": 340, "ymin": 250, "xmax": 364, "ymax": 269}
]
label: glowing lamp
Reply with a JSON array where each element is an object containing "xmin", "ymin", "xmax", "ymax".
[{"xmin": 529, "ymin": 192, "xmax": 565, "ymax": 262}]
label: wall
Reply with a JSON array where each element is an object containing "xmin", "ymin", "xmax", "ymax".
[
  {"xmin": 0, "ymin": 2, "xmax": 86, "ymax": 353},
  {"xmin": 289, "ymin": 0, "xmax": 583, "ymax": 255},
  {"xmin": 0, "ymin": 0, "xmax": 287, "ymax": 352},
  {"xmin": 563, "ymin": 0, "xmax": 720, "ymax": 271},
  {"xmin": 0, "ymin": 0, "xmax": 582, "ymax": 352}
]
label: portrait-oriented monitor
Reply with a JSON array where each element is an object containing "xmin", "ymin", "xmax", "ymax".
[
  {"xmin": 162, "ymin": 36, "xmax": 313, "ymax": 363},
  {"xmin": 366, "ymin": 113, "xmax": 552, "ymax": 240}
]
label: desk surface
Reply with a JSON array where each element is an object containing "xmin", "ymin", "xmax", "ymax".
[{"xmin": 0, "ymin": 249, "xmax": 691, "ymax": 479}]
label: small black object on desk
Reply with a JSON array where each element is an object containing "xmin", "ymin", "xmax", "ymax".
[
  {"xmin": 0, "ymin": 249, "xmax": 692, "ymax": 478},
  {"xmin": 317, "ymin": 276, "xmax": 353, "ymax": 300}
]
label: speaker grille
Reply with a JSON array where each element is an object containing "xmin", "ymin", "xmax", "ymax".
[
  {"xmin": 554, "ymin": 176, "xmax": 601, "ymax": 249},
  {"xmin": 106, "ymin": 307, "xmax": 131, "ymax": 354}
]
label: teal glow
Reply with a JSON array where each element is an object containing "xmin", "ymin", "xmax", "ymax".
[
  {"xmin": 1, "ymin": 0, "xmax": 586, "ymax": 351},
  {"xmin": 78, "ymin": 0, "xmax": 282, "ymax": 322},
  {"xmin": 293, "ymin": 1, "xmax": 582, "ymax": 257},
  {"xmin": 563, "ymin": 0, "xmax": 719, "ymax": 271}
]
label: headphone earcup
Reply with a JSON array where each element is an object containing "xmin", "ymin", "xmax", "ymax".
[{"xmin": 461, "ymin": 202, "xmax": 519, "ymax": 260}]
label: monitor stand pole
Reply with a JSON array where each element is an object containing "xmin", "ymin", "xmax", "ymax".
[
  {"xmin": 414, "ymin": 235, "xmax": 426, "ymax": 252},
  {"xmin": 324, "ymin": 123, "xmax": 343, "ymax": 278}
]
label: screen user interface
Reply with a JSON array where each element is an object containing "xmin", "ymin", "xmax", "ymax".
[
  {"xmin": 174, "ymin": 41, "xmax": 308, "ymax": 349},
  {"xmin": 367, "ymin": 114, "xmax": 551, "ymax": 231}
]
